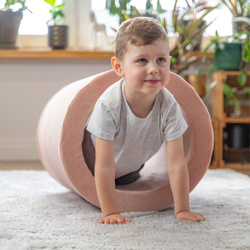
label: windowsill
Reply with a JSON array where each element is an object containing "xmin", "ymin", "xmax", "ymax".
[
  {"xmin": 0, "ymin": 48, "xmax": 210, "ymax": 59},
  {"xmin": 0, "ymin": 48, "xmax": 114, "ymax": 59}
]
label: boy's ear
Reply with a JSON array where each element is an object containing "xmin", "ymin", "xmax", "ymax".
[{"xmin": 111, "ymin": 57, "xmax": 124, "ymax": 77}]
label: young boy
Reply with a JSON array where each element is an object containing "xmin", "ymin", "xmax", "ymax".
[{"xmin": 87, "ymin": 17, "xmax": 205, "ymax": 224}]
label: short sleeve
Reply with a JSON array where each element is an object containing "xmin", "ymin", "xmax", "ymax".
[
  {"xmin": 162, "ymin": 99, "xmax": 188, "ymax": 141},
  {"xmin": 86, "ymin": 100, "xmax": 116, "ymax": 141}
]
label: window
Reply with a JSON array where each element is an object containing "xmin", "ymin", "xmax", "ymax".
[
  {"xmin": 91, "ymin": 0, "xmax": 233, "ymax": 37},
  {"xmin": 19, "ymin": 0, "xmax": 52, "ymax": 35},
  {"xmin": 0, "ymin": 0, "xmax": 233, "ymax": 49},
  {"xmin": 0, "ymin": 0, "xmax": 62, "ymax": 35}
]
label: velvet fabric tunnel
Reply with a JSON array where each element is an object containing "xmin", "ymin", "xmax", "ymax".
[{"xmin": 36, "ymin": 70, "xmax": 213, "ymax": 212}]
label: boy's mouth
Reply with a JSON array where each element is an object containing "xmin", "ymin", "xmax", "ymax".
[{"xmin": 144, "ymin": 79, "xmax": 160, "ymax": 85}]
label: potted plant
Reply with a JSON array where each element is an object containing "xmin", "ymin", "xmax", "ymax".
[
  {"xmin": 204, "ymin": 31, "xmax": 244, "ymax": 71},
  {"xmin": 166, "ymin": 0, "xmax": 218, "ymax": 97},
  {"xmin": 220, "ymin": 0, "xmax": 250, "ymax": 33},
  {"xmin": 205, "ymin": 31, "xmax": 250, "ymax": 117},
  {"xmin": 44, "ymin": 0, "xmax": 68, "ymax": 49},
  {"xmin": 170, "ymin": 0, "xmax": 219, "ymax": 73},
  {"xmin": 0, "ymin": 0, "xmax": 30, "ymax": 49},
  {"xmin": 172, "ymin": 0, "xmax": 218, "ymax": 50}
]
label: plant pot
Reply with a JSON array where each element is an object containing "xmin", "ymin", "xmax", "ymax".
[
  {"xmin": 214, "ymin": 43, "xmax": 242, "ymax": 71},
  {"xmin": 227, "ymin": 124, "xmax": 250, "ymax": 148},
  {"xmin": 48, "ymin": 25, "xmax": 69, "ymax": 49},
  {"xmin": 0, "ymin": 11, "xmax": 23, "ymax": 49},
  {"xmin": 232, "ymin": 17, "xmax": 250, "ymax": 33},
  {"xmin": 184, "ymin": 74, "xmax": 206, "ymax": 97}
]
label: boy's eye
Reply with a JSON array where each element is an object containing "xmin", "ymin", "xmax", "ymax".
[
  {"xmin": 157, "ymin": 57, "xmax": 166, "ymax": 63},
  {"xmin": 138, "ymin": 58, "xmax": 147, "ymax": 63}
]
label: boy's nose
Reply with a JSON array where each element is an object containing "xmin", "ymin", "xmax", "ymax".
[{"xmin": 148, "ymin": 62, "xmax": 159, "ymax": 74}]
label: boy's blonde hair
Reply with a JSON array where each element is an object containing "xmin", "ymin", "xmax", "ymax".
[{"xmin": 115, "ymin": 17, "xmax": 168, "ymax": 61}]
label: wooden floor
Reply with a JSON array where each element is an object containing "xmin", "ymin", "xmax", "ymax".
[
  {"xmin": 0, "ymin": 161, "xmax": 249, "ymax": 176},
  {"xmin": 0, "ymin": 161, "xmax": 44, "ymax": 170}
]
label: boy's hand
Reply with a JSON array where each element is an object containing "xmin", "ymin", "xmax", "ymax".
[
  {"xmin": 99, "ymin": 214, "xmax": 131, "ymax": 225},
  {"xmin": 175, "ymin": 211, "xmax": 205, "ymax": 222}
]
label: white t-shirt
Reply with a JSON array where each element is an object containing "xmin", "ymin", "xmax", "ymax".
[{"xmin": 87, "ymin": 79, "xmax": 188, "ymax": 178}]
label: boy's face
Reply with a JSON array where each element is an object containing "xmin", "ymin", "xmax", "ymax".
[{"xmin": 114, "ymin": 38, "xmax": 171, "ymax": 98}]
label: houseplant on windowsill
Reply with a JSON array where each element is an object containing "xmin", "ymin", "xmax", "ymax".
[
  {"xmin": 170, "ymin": 0, "xmax": 219, "ymax": 73},
  {"xmin": 0, "ymin": 0, "xmax": 31, "ymax": 49},
  {"xmin": 44, "ymin": 0, "xmax": 68, "ymax": 49},
  {"xmin": 172, "ymin": 0, "xmax": 218, "ymax": 51},
  {"xmin": 169, "ymin": 0, "xmax": 219, "ymax": 97}
]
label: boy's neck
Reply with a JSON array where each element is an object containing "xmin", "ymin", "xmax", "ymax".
[{"xmin": 124, "ymin": 87, "xmax": 157, "ymax": 119}]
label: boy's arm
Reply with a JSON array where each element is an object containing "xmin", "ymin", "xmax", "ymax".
[
  {"xmin": 166, "ymin": 136, "xmax": 205, "ymax": 222},
  {"xmin": 95, "ymin": 136, "xmax": 131, "ymax": 224}
]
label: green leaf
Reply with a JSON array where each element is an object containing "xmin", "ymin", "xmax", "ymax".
[
  {"xmin": 160, "ymin": 17, "xmax": 167, "ymax": 32},
  {"xmin": 237, "ymin": 70, "xmax": 247, "ymax": 86},
  {"xmin": 208, "ymin": 64, "xmax": 218, "ymax": 74},
  {"xmin": 222, "ymin": 83, "xmax": 240, "ymax": 110},
  {"xmin": 223, "ymin": 83, "xmax": 234, "ymax": 99},
  {"xmin": 170, "ymin": 57, "xmax": 176, "ymax": 64},
  {"xmin": 47, "ymin": 2, "xmax": 66, "ymax": 25},
  {"xmin": 245, "ymin": 87, "xmax": 250, "ymax": 99},
  {"xmin": 195, "ymin": 69, "xmax": 201, "ymax": 78},
  {"xmin": 205, "ymin": 83, "xmax": 211, "ymax": 93},
  {"xmin": 157, "ymin": 0, "xmax": 166, "ymax": 13},
  {"xmin": 215, "ymin": 30, "xmax": 219, "ymax": 40},
  {"xmin": 244, "ymin": 39, "xmax": 250, "ymax": 62},
  {"xmin": 233, "ymin": 97, "xmax": 240, "ymax": 111},
  {"xmin": 105, "ymin": 0, "xmax": 112, "ymax": 9},
  {"xmin": 203, "ymin": 42, "xmax": 215, "ymax": 53},
  {"xmin": 146, "ymin": 0, "xmax": 153, "ymax": 11},
  {"xmin": 44, "ymin": 0, "xmax": 56, "ymax": 7},
  {"xmin": 56, "ymin": 4, "xmax": 66, "ymax": 9},
  {"xmin": 119, "ymin": 0, "xmax": 131, "ymax": 10}
]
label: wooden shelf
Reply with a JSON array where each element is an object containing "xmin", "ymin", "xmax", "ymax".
[
  {"xmin": 224, "ymin": 117, "xmax": 250, "ymax": 124},
  {"xmin": 0, "ymin": 48, "xmax": 114, "ymax": 59},
  {"xmin": 213, "ymin": 71, "xmax": 250, "ymax": 77},
  {"xmin": 213, "ymin": 71, "xmax": 250, "ymax": 87},
  {"xmin": 211, "ymin": 71, "xmax": 250, "ymax": 171}
]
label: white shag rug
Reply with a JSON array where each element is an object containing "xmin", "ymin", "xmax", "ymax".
[{"xmin": 0, "ymin": 169, "xmax": 250, "ymax": 250}]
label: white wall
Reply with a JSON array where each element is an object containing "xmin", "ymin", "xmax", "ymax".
[{"xmin": 0, "ymin": 58, "xmax": 112, "ymax": 160}]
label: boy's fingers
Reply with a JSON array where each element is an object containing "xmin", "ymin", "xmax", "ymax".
[
  {"xmin": 110, "ymin": 219, "xmax": 116, "ymax": 224},
  {"xmin": 99, "ymin": 215, "xmax": 132, "ymax": 224},
  {"xmin": 125, "ymin": 217, "xmax": 132, "ymax": 222},
  {"xmin": 117, "ymin": 218, "xmax": 124, "ymax": 224},
  {"xmin": 194, "ymin": 213, "xmax": 206, "ymax": 221},
  {"xmin": 192, "ymin": 215, "xmax": 205, "ymax": 222}
]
